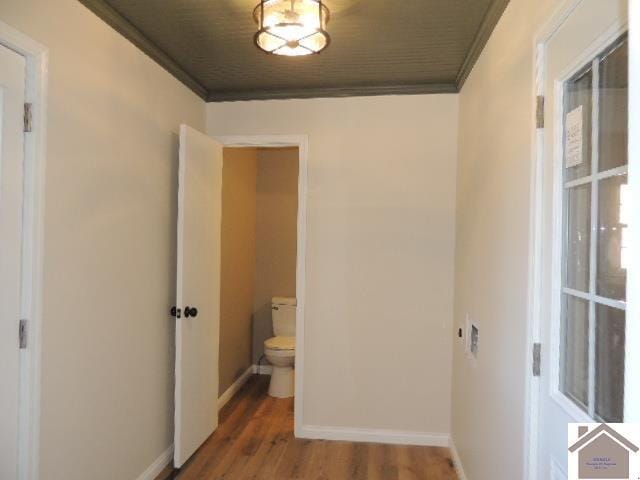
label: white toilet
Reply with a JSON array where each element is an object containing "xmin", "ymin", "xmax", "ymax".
[{"xmin": 264, "ymin": 296, "xmax": 296, "ymax": 398}]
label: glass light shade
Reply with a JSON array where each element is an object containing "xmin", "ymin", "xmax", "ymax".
[{"xmin": 253, "ymin": 0, "xmax": 330, "ymax": 56}]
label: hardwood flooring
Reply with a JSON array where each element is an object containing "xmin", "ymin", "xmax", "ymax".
[{"xmin": 161, "ymin": 375, "xmax": 458, "ymax": 480}]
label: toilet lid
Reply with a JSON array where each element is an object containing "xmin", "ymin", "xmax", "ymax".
[{"xmin": 264, "ymin": 336, "xmax": 295, "ymax": 350}]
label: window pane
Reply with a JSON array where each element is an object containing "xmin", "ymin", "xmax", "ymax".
[
  {"xmin": 599, "ymin": 39, "xmax": 628, "ymax": 172},
  {"xmin": 561, "ymin": 295, "xmax": 589, "ymax": 409},
  {"xmin": 595, "ymin": 304, "xmax": 625, "ymax": 422},
  {"xmin": 565, "ymin": 184, "xmax": 591, "ymax": 292},
  {"xmin": 597, "ymin": 174, "xmax": 627, "ymax": 300},
  {"xmin": 564, "ymin": 68, "xmax": 592, "ymax": 181}
]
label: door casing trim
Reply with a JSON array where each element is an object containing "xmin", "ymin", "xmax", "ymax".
[
  {"xmin": 525, "ymin": 4, "xmax": 585, "ymax": 478},
  {"xmin": 0, "ymin": 20, "xmax": 48, "ymax": 480},
  {"xmin": 214, "ymin": 135, "xmax": 309, "ymax": 438}
]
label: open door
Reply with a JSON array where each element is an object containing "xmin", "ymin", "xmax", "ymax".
[{"xmin": 174, "ymin": 125, "xmax": 223, "ymax": 468}]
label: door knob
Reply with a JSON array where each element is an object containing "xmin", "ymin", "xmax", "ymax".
[
  {"xmin": 184, "ymin": 306, "xmax": 198, "ymax": 318},
  {"xmin": 170, "ymin": 306, "xmax": 181, "ymax": 318}
]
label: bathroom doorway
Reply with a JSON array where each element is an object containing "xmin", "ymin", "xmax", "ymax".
[
  {"xmin": 173, "ymin": 131, "xmax": 308, "ymax": 469},
  {"xmin": 213, "ymin": 134, "xmax": 308, "ymax": 437},
  {"xmin": 219, "ymin": 145, "xmax": 300, "ymax": 401}
]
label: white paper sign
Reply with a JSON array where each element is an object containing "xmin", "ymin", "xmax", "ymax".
[{"xmin": 565, "ymin": 105, "xmax": 583, "ymax": 168}]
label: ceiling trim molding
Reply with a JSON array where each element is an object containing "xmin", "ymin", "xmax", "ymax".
[
  {"xmin": 207, "ymin": 83, "xmax": 458, "ymax": 102},
  {"xmin": 78, "ymin": 0, "xmax": 208, "ymax": 100},
  {"xmin": 78, "ymin": 0, "xmax": 508, "ymax": 102},
  {"xmin": 455, "ymin": 0, "xmax": 510, "ymax": 89}
]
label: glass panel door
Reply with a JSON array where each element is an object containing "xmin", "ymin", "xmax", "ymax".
[{"xmin": 560, "ymin": 35, "xmax": 628, "ymax": 422}]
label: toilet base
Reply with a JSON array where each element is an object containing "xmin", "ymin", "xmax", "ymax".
[{"xmin": 268, "ymin": 365, "xmax": 294, "ymax": 398}]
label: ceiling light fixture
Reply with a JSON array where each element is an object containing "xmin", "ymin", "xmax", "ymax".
[{"xmin": 253, "ymin": 0, "xmax": 330, "ymax": 56}]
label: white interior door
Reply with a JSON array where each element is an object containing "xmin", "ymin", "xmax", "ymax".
[
  {"xmin": 174, "ymin": 125, "xmax": 223, "ymax": 468},
  {"xmin": 0, "ymin": 44, "xmax": 26, "ymax": 480},
  {"xmin": 537, "ymin": 1, "xmax": 629, "ymax": 478}
]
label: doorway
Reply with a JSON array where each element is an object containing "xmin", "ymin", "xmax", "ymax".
[
  {"xmin": 527, "ymin": 1, "xmax": 634, "ymax": 479},
  {"xmin": 0, "ymin": 21, "xmax": 47, "ymax": 480},
  {"xmin": 173, "ymin": 130, "xmax": 308, "ymax": 469},
  {"xmin": 215, "ymin": 135, "xmax": 308, "ymax": 442},
  {"xmin": 218, "ymin": 146, "xmax": 299, "ymax": 401},
  {"xmin": 0, "ymin": 40, "xmax": 27, "ymax": 480}
]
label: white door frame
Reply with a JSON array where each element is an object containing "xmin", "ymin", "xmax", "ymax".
[
  {"xmin": 628, "ymin": 0, "xmax": 640, "ymax": 427},
  {"xmin": 525, "ymin": 1, "xmax": 637, "ymax": 479},
  {"xmin": 0, "ymin": 20, "xmax": 48, "ymax": 480},
  {"xmin": 214, "ymin": 134, "xmax": 308, "ymax": 438}
]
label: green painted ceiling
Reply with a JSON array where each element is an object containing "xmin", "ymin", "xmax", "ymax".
[{"xmin": 79, "ymin": 0, "xmax": 510, "ymax": 101}]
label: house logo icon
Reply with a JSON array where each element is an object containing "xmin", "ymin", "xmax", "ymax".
[{"xmin": 568, "ymin": 424, "xmax": 640, "ymax": 479}]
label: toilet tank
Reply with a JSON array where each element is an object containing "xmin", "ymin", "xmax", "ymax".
[{"xmin": 272, "ymin": 297, "xmax": 296, "ymax": 336}]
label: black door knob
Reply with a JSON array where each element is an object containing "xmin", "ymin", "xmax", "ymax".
[
  {"xmin": 170, "ymin": 306, "xmax": 181, "ymax": 318},
  {"xmin": 184, "ymin": 306, "xmax": 198, "ymax": 318}
]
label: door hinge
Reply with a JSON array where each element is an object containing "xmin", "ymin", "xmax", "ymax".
[
  {"xmin": 532, "ymin": 342, "xmax": 541, "ymax": 377},
  {"xmin": 536, "ymin": 95, "xmax": 544, "ymax": 129},
  {"xmin": 19, "ymin": 319, "xmax": 28, "ymax": 349},
  {"xmin": 24, "ymin": 103, "xmax": 33, "ymax": 133}
]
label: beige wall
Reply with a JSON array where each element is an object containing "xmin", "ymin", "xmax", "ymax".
[
  {"xmin": 1, "ymin": 1, "xmax": 205, "ymax": 479},
  {"xmin": 253, "ymin": 148, "xmax": 299, "ymax": 363},
  {"xmin": 207, "ymin": 95, "xmax": 458, "ymax": 434},
  {"xmin": 451, "ymin": 0, "xmax": 557, "ymax": 478},
  {"xmin": 219, "ymin": 148, "xmax": 258, "ymax": 394},
  {"xmin": 219, "ymin": 147, "xmax": 298, "ymax": 386}
]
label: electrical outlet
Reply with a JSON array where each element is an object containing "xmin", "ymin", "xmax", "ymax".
[
  {"xmin": 470, "ymin": 324, "xmax": 479, "ymax": 357},
  {"xmin": 464, "ymin": 315, "xmax": 479, "ymax": 364}
]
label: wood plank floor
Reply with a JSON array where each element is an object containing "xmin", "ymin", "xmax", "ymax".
[{"xmin": 162, "ymin": 375, "xmax": 458, "ymax": 480}]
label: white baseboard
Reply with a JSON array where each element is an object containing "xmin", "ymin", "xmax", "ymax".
[
  {"xmin": 449, "ymin": 437, "xmax": 467, "ymax": 480},
  {"xmin": 134, "ymin": 445, "xmax": 173, "ymax": 480},
  {"xmin": 299, "ymin": 424, "xmax": 450, "ymax": 447},
  {"xmin": 218, "ymin": 365, "xmax": 255, "ymax": 410},
  {"xmin": 252, "ymin": 364, "xmax": 273, "ymax": 375},
  {"xmin": 217, "ymin": 364, "xmax": 272, "ymax": 411}
]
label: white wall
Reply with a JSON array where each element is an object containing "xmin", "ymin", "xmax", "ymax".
[
  {"xmin": 451, "ymin": 0, "xmax": 558, "ymax": 478},
  {"xmin": 208, "ymin": 95, "xmax": 459, "ymax": 436},
  {"xmin": 1, "ymin": 1, "xmax": 205, "ymax": 479}
]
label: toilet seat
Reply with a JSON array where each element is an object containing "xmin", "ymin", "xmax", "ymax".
[
  {"xmin": 264, "ymin": 336, "xmax": 295, "ymax": 351},
  {"xmin": 264, "ymin": 348, "xmax": 295, "ymax": 360}
]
